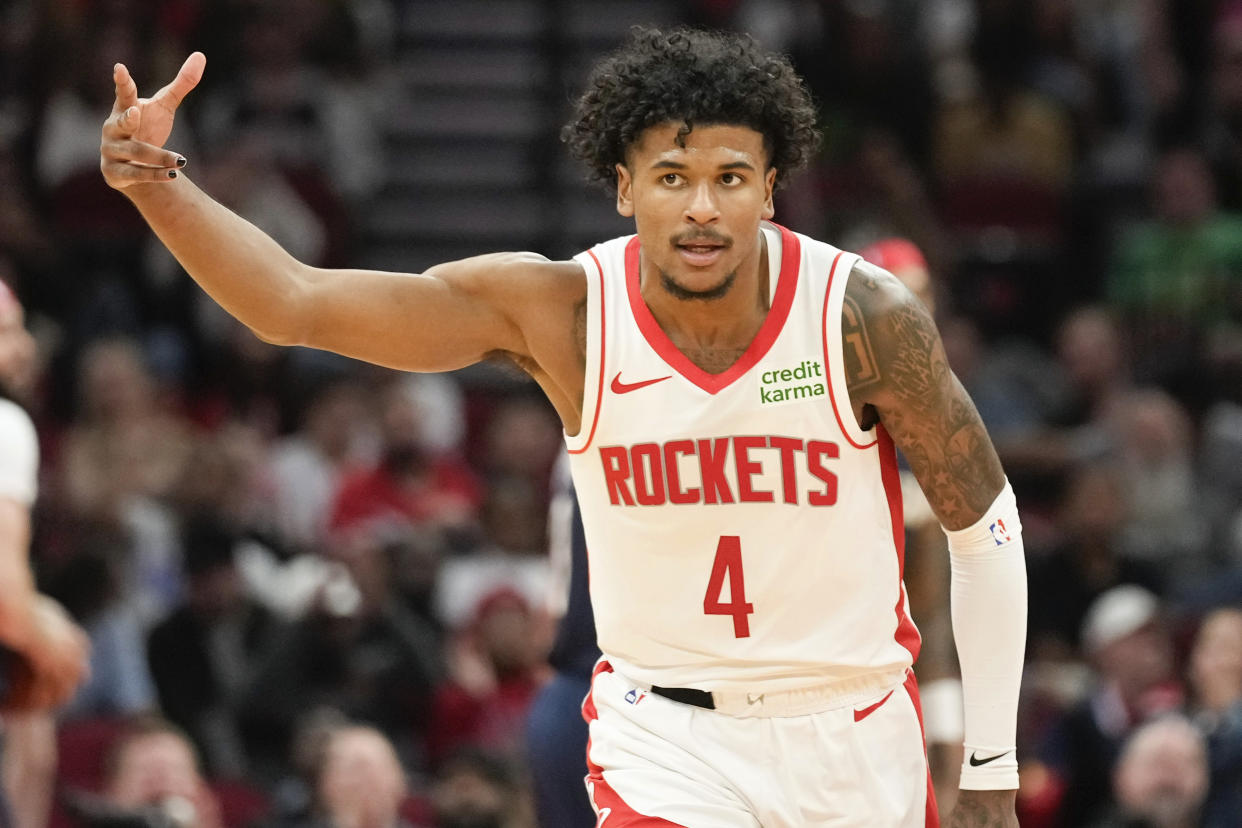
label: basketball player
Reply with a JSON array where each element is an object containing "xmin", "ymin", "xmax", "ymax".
[
  {"xmin": 99, "ymin": 28, "xmax": 1027, "ymax": 827},
  {"xmin": 0, "ymin": 280, "xmax": 91, "ymax": 827}
]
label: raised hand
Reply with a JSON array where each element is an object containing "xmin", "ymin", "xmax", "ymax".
[{"xmin": 100, "ymin": 52, "xmax": 205, "ymax": 189}]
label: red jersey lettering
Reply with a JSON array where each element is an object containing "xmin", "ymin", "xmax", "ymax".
[
  {"xmin": 663, "ymin": 439, "xmax": 699, "ymax": 504},
  {"xmin": 733, "ymin": 435, "xmax": 774, "ymax": 503},
  {"xmin": 697, "ymin": 438, "xmax": 735, "ymax": 504},
  {"xmin": 630, "ymin": 442, "xmax": 666, "ymax": 506},
  {"xmin": 599, "ymin": 446, "xmax": 635, "ymax": 506},
  {"xmin": 806, "ymin": 440, "xmax": 839, "ymax": 505},
  {"xmin": 767, "ymin": 436, "xmax": 804, "ymax": 505}
]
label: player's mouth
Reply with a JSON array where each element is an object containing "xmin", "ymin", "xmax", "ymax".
[{"xmin": 674, "ymin": 237, "xmax": 729, "ymax": 267}]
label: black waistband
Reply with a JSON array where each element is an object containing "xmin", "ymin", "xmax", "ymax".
[{"xmin": 650, "ymin": 685, "xmax": 715, "ymax": 709}]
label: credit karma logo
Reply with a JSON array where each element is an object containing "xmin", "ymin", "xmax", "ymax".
[{"xmin": 759, "ymin": 359, "xmax": 825, "ymax": 407}]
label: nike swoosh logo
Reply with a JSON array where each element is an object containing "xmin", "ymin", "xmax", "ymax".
[
  {"xmin": 610, "ymin": 372, "xmax": 672, "ymax": 394},
  {"xmin": 853, "ymin": 690, "xmax": 894, "ymax": 722},
  {"xmin": 968, "ymin": 750, "xmax": 1012, "ymax": 767}
]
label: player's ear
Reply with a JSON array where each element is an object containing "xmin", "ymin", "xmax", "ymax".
[
  {"xmin": 616, "ymin": 164, "xmax": 635, "ymax": 218},
  {"xmin": 762, "ymin": 168, "xmax": 776, "ymax": 220}
]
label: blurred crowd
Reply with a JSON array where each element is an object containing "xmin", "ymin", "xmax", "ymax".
[{"xmin": 0, "ymin": 0, "xmax": 1240, "ymax": 827}]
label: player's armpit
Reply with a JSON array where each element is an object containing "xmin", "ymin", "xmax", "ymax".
[{"xmin": 841, "ymin": 261, "xmax": 1005, "ymax": 530}]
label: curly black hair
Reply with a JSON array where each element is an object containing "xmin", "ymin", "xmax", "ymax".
[{"xmin": 562, "ymin": 27, "xmax": 821, "ymax": 191}]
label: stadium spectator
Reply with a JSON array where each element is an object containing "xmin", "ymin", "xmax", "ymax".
[
  {"xmin": 67, "ymin": 716, "xmax": 226, "ymax": 828},
  {"xmin": 1043, "ymin": 586, "xmax": 1184, "ymax": 825},
  {"xmin": 1092, "ymin": 714, "xmax": 1211, "ymax": 828},
  {"xmin": 1186, "ymin": 607, "xmax": 1242, "ymax": 826},
  {"xmin": 427, "ymin": 588, "xmax": 545, "ymax": 770},
  {"xmin": 147, "ymin": 515, "xmax": 277, "ymax": 779}
]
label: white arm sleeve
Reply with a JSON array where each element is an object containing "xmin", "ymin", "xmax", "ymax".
[
  {"xmin": 944, "ymin": 479, "xmax": 1027, "ymax": 790},
  {"xmin": 0, "ymin": 400, "xmax": 38, "ymax": 507}
]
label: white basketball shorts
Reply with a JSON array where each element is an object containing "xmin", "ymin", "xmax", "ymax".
[{"xmin": 582, "ymin": 661, "xmax": 939, "ymax": 827}]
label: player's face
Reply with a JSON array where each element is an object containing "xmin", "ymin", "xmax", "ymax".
[{"xmin": 616, "ymin": 122, "xmax": 776, "ymax": 299}]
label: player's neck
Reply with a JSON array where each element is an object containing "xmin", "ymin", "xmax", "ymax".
[{"xmin": 641, "ymin": 231, "xmax": 770, "ymax": 354}]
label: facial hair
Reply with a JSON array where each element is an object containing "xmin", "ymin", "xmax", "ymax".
[{"xmin": 659, "ymin": 266, "xmax": 737, "ymax": 301}]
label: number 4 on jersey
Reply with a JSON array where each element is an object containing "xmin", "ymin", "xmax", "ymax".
[{"xmin": 703, "ymin": 536, "xmax": 754, "ymax": 638}]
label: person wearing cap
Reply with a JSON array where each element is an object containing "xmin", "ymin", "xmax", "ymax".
[
  {"xmin": 858, "ymin": 237, "xmax": 937, "ymax": 317},
  {"xmin": 0, "ymin": 280, "xmax": 91, "ymax": 826},
  {"xmin": 1044, "ymin": 585, "xmax": 1185, "ymax": 825}
]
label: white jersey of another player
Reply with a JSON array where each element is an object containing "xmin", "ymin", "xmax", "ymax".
[{"xmin": 566, "ymin": 222, "xmax": 920, "ymax": 696}]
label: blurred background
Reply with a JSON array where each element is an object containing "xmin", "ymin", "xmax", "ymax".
[{"xmin": 1, "ymin": 0, "xmax": 1241, "ymax": 826}]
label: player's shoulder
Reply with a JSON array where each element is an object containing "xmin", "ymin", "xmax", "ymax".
[
  {"xmin": 429, "ymin": 251, "xmax": 587, "ymax": 304},
  {"xmin": 449, "ymin": 250, "xmax": 586, "ymax": 279},
  {"xmin": 843, "ymin": 257, "xmax": 925, "ymax": 326},
  {"xmin": 513, "ymin": 253, "xmax": 589, "ymax": 303}
]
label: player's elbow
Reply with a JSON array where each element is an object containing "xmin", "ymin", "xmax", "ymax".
[
  {"xmin": 252, "ymin": 324, "xmax": 299, "ymax": 347},
  {"xmin": 250, "ymin": 265, "xmax": 315, "ymax": 347}
]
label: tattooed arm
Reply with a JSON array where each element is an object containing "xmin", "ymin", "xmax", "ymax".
[
  {"xmin": 843, "ymin": 260, "xmax": 1023, "ymax": 828},
  {"xmin": 841, "ymin": 260, "xmax": 1004, "ymax": 529}
]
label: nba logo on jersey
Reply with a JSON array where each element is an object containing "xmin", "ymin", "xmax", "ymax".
[
  {"xmin": 990, "ymin": 519, "xmax": 1011, "ymax": 546},
  {"xmin": 624, "ymin": 688, "xmax": 646, "ymax": 705}
]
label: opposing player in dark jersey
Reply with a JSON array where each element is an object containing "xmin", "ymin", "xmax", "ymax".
[{"xmin": 526, "ymin": 456, "xmax": 598, "ymax": 827}]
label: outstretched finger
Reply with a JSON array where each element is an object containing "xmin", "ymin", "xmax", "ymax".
[
  {"xmin": 102, "ymin": 137, "xmax": 186, "ymax": 170},
  {"xmin": 112, "ymin": 62, "xmax": 139, "ymax": 115},
  {"xmin": 102, "ymin": 159, "xmax": 184, "ymax": 186},
  {"xmin": 153, "ymin": 51, "xmax": 205, "ymax": 111}
]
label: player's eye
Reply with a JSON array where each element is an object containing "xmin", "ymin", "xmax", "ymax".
[
  {"xmin": 661, "ymin": 173, "xmax": 682, "ymax": 186},
  {"xmin": 721, "ymin": 172, "xmax": 741, "ymax": 185}
]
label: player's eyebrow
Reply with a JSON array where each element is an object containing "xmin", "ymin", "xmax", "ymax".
[{"xmin": 649, "ymin": 160, "xmax": 757, "ymax": 171}]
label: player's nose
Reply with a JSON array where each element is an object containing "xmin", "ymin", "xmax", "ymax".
[{"xmin": 683, "ymin": 181, "xmax": 720, "ymax": 224}]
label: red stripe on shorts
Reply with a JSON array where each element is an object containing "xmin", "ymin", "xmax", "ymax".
[
  {"xmin": 853, "ymin": 689, "xmax": 895, "ymax": 722},
  {"xmin": 581, "ymin": 659, "xmax": 614, "ymax": 725},
  {"xmin": 902, "ymin": 671, "xmax": 941, "ymax": 827},
  {"xmin": 585, "ymin": 770, "xmax": 689, "ymax": 827},
  {"xmin": 580, "ymin": 661, "xmax": 686, "ymax": 826}
]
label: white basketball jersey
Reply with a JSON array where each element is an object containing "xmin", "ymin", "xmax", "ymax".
[{"xmin": 566, "ymin": 223, "xmax": 920, "ymax": 694}]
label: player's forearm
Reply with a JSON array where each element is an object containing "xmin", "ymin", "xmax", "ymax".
[
  {"xmin": 0, "ymin": 552, "xmax": 43, "ymax": 657},
  {"xmin": 944, "ymin": 480, "xmax": 1027, "ymax": 791},
  {"xmin": 124, "ymin": 175, "xmax": 310, "ymax": 345}
]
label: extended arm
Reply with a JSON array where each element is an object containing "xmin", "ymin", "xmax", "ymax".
[
  {"xmin": 843, "ymin": 261, "xmax": 1025, "ymax": 827},
  {"xmin": 99, "ymin": 55, "xmax": 572, "ymax": 378},
  {"xmin": 116, "ymin": 174, "xmax": 535, "ymax": 371}
]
